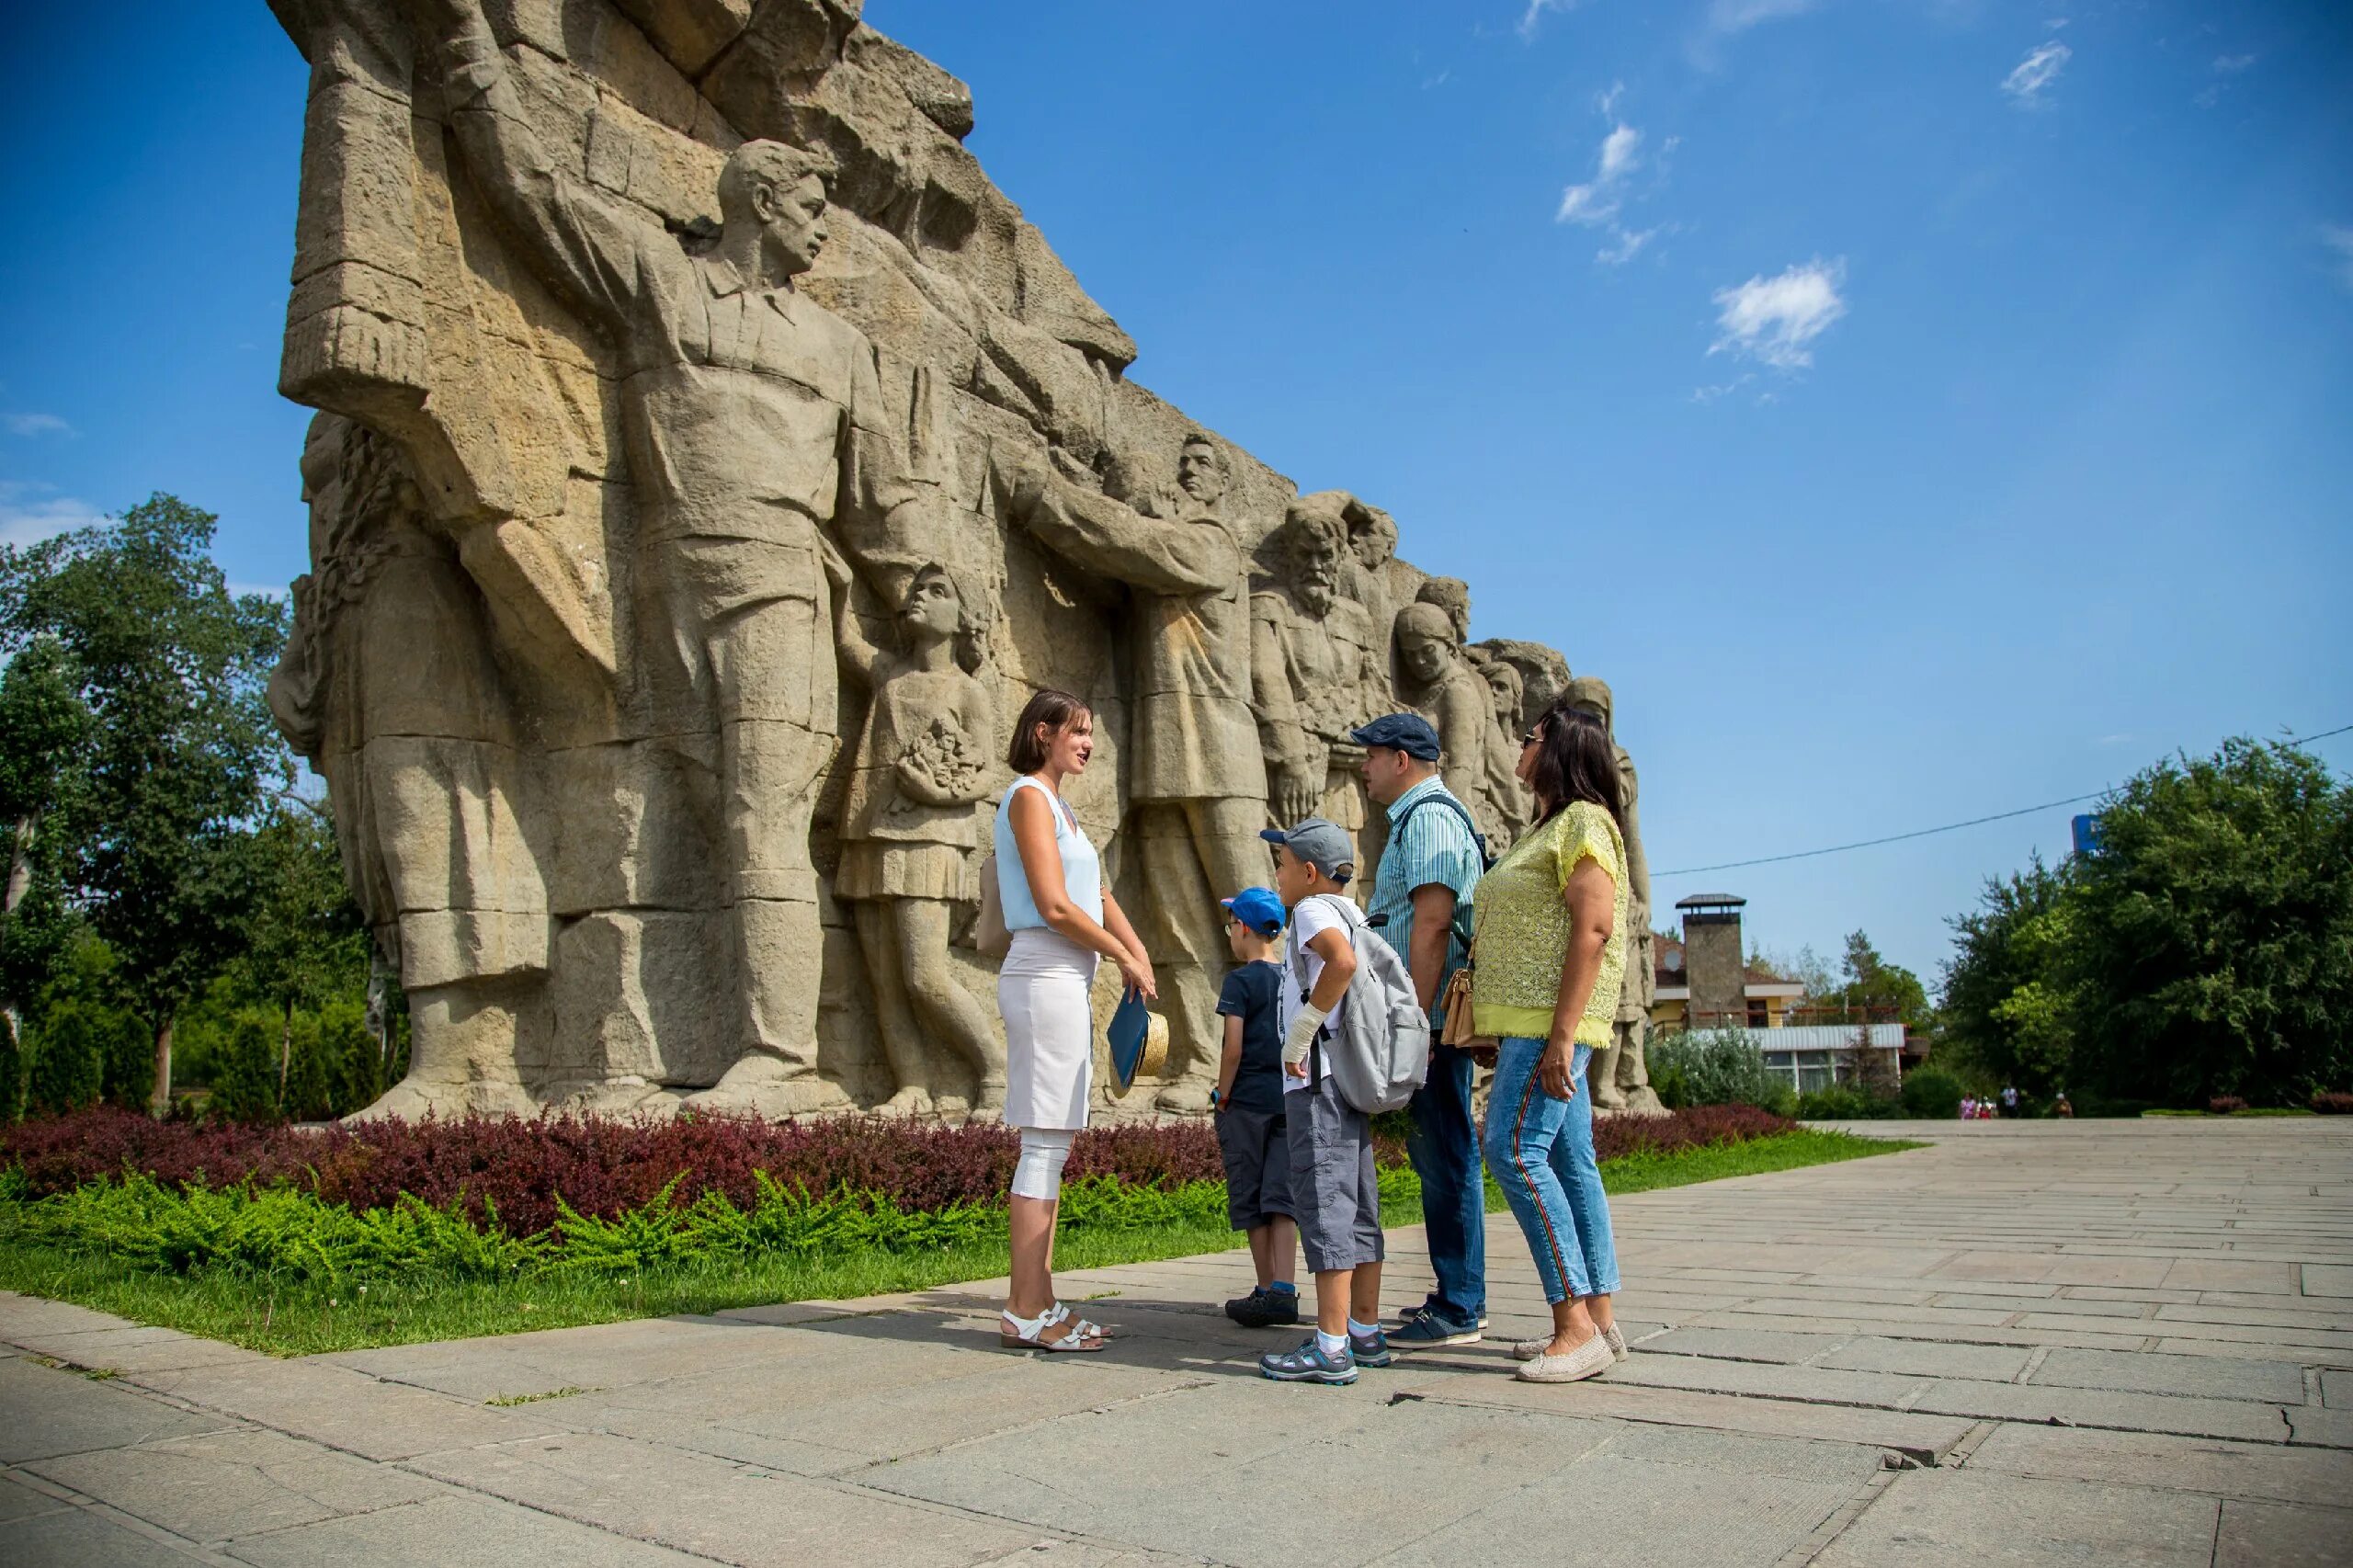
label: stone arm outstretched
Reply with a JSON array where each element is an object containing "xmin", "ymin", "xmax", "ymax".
[
  {"xmin": 1618, "ymin": 747, "xmax": 1651, "ymax": 927},
  {"xmin": 1007, "ymin": 461, "xmax": 1236, "ymax": 597},
  {"xmin": 431, "ymin": 0, "xmax": 654, "ymax": 334}
]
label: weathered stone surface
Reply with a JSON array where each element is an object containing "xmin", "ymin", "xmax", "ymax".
[
  {"xmin": 267, "ymin": 0, "xmax": 1582, "ymax": 1118},
  {"xmin": 0, "ymin": 1358, "xmax": 229, "ymax": 1464},
  {"xmin": 1814, "ymin": 1470, "xmax": 2220, "ymax": 1567}
]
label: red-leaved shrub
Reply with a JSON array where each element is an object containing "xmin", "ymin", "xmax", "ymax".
[
  {"xmin": 2208, "ymin": 1096, "xmax": 2249, "ymax": 1116},
  {"xmin": 2310, "ymin": 1092, "xmax": 2352, "ymax": 1116},
  {"xmin": 4, "ymin": 1101, "xmax": 1794, "ymax": 1236}
]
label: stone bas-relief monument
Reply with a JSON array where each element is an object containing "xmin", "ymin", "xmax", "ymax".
[{"xmin": 267, "ymin": 0, "xmax": 1634, "ymax": 1119}]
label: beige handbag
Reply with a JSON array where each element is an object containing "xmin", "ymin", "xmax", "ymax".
[
  {"xmin": 974, "ymin": 851, "xmax": 1012, "ymax": 960},
  {"xmin": 1440, "ymin": 944, "xmax": 1497, "ymax": 1061}
]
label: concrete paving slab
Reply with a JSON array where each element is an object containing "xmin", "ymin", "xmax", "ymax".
[
  {"xmin": 0, "ymin": 1506, "xmax": 218, "ymax": 1565},
  {"xmin": 1908, "ymin": 1374, "xmax": 2293, "ymax": 1444},
  {"xmin": 1638, "ymin": 1325, "xmax": 1847, "ymax": 1364},
  {"xmin": 1965, "ymin": 1424, "xmax": 2353, "ymax": 1507},
  {"xmin": 0, "ymin": 1291, "xmax": 144, "ymax": 1342},
  {"xmin": 28, "ymin": 1426, "xmax": 445, "ymax": 1544},
  {"xmin": 2322, "ymin": 1369, "xmax": 2349, "ymax": 1410},
  {"xmin": 1814, "ymin": 1336, "xmax": 2037, "ymax": 1381},
  {"xmin": 2283, "ymin": 1406, "xmax": 2353, "ymax": 1448},
  {"xmin": 1600, "ymin": 1352, "xmax": 1931, "ymax": 1410},
  {"xmin": 119, "ymin": 1358, "xmax": 567, "ymax": 1462},
  {"xmin": 403, "ymin": 1430, "xmax": 1063, "ymax": 1567},
  {"xmin": 0, "ymin": 1471, "xmax": 68, "ymax": 1522},
  {"xmin": 1399, "ymin": 1375, "xmax": 1980, "ymax": 1459},
  {"xmin": 4, "ymin": 1324, "xmax": 267, "ymax": 1378},
  {"xmin": 2163, "ymin": 1260, "xmax": 2302, "ymax": 1294},
  {"xmin": 220, "ymin": 1493, "xmax": 715, "ymax": 1566},
  {"xmin": 2029, "ymin": 1346, "xmax": 2308, "ymax": 1403},
  {"xmin": 2213, "ymin": 1498, "xmax": 2353, "ymax": 1567},
  {"xmin": 0, "ymin": 1356, "xmax": 233, "ymax": 1462},
  {"xmin": 2298, "ymin": 1266, "xmax": 2353, "ymax": 1299},
  {"xmin": 1814, "ymin": 1469, "xmax": 2220, "ymax": 1567},
  {"xmin": 1365, "ymin": 1453, "xmax": 1861, "ymax": 1568}
]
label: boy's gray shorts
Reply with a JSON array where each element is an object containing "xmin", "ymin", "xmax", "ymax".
[
  {"xmin": 1285, "ymin": 1075, "xmax": 1384, "ymax": 1273},
  {"xmin": 1214, "ymin": 1104, "xmax": 1294, "ymax": 1230}
]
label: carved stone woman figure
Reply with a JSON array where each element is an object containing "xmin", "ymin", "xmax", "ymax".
[{"xmin": 825, "ymin": 544, "xmax": 1006, "ymax": 1118}]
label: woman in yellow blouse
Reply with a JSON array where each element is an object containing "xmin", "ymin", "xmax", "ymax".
[{"xmin": 1472, "ymin": 700, "xmax": 1631, "ymax": 1383}]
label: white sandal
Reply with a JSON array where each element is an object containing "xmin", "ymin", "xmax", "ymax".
[{"xmin": 999, "ymin": 1301, "xmax": 1109, "ymax": 1352}]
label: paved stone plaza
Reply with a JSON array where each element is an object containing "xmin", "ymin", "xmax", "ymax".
[{"xmin": 2, "ymin": 1119, "xmax": 2347, "ymax": 1566}]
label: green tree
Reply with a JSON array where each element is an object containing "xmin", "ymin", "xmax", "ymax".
[
  {"xmin": 2067, "ymin": 738, "xmax": 2353, "ymax": 1105},
  {"xmin": 229, "ymin": 798, "xmax": 369, "ymax": 1117},
  {"xmin": 1816, "ymin": 929, "xmax": 1933, "ymax": 1030},
  {"xmin": 1, "ymin": 494, "xmax": 290, "ymax": 1113},
  {"xmin": 1939, "ymin": 858, "xmax": 2078, "ymax": 1096},
  {"xmin": 0, "ymin": 636, "xmax": 92, "ymax": 1116}
]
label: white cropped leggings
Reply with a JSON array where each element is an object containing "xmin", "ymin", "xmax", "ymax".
[{"xmin": 1011, "ymin": 1127, "xmax": 1076, "ymax": 1200}]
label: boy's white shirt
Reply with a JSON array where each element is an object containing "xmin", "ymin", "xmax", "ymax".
[{"xmin": 1277, "ymin": 895, "xmax": 1351, "ymax": 1093}]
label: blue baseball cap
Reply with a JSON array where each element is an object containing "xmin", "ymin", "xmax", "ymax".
[
  {"xmin": 1220, "ymin": 886, "xmax": 1285, "ymax": 936},
  {"xmin": 1351, "ymin": 712, "xmax": 1442, "ymax": 761}
]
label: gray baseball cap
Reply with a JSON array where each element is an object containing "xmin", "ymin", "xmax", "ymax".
[{"xmin": 1260, "ymin": 817, "xmax": 1355, "ymax": 883}]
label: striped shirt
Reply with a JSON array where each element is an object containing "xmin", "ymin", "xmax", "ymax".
[{"xmin": 1367, "ymin": 775, "xmax": 1483, "ymax": 1020}]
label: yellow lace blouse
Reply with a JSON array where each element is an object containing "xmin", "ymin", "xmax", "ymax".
[{"xmin": 1470, "ymin": 801, "xmax": 1629, "ymax": 1045}]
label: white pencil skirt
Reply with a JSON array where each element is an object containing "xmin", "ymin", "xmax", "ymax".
[{"xmin": 996, "ymin": 927, "xmax": 1098, "ymax": 1132}]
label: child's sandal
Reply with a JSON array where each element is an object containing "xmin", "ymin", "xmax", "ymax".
[{"xmin": 999, "ymin": 1301, "xmax": 1109, "ymax": 1352}]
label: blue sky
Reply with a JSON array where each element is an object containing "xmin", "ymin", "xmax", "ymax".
[{"xmin": 2, "ymin": 0, "xmax": 2347, "ymax": 983}]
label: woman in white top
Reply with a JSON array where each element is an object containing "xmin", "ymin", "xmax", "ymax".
[{"xmin": 995, "ymin": 688, "xmax": 1157, "ymax": 1351}]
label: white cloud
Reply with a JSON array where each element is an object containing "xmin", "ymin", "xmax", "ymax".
[
  {"xmin": 2002, "ymin": 40, "xmax": 2072, "ymax": 106},
  {"xmin": 1598, "ymin": 124, "xmax": 1643, "ymax": 180},
  {"xmin": 1518, "ymin": 0, "xmax": 1581, "ymax": 40},
  {"xmin": 2323, "ymin": 225, "xmax": 2353, "ymax": 292},
  {"xmin": 1556, "ymin": 179, "xmax": 1620, "ymax": 225},
  {"xmin": 3, "ymin": 412, "xmax": 71, "ymax": 437},
  {"xmin": 2211, "ymin": 53, "xmax": 2256, "ymax": 74},
  {"xmin": 1705, "ymin": 0, "xmax": 1821, "ymax": 36},
  {"xmin": 0, "ymin": 484, "xmax": 108, "ymax": 550},
  {"xmin": 1710, "ymin": 257, "xmax": 1847, "ymax": 369},
  {"xmin": 1597, "ymin": 225, "xmax": 1664, "ymax": 266}
]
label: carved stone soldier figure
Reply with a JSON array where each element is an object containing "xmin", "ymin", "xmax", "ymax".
[
  {"xmin": 423, "ymin": 0, "xmax": 938, "ymax": 1114},
  {"xmin": 1001, "ymin": 435, "xmax": 1267, "ymax": 1112},
  {"xmin": 1567, "ymin": 675, "xmax": 1663, "ymax": 1115},
  {"xmin": 268, "ymin": 414, "xmax": 547, "ymax": 1118},
  {"xmin": 1253, "ymin": 494, "xmax": 1383, "ymax": 866}
]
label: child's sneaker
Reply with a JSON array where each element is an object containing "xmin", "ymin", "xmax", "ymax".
[
  {"xmin": 1391, "ymin": 1302, "xmax": 1482, "ymax": 1346},
  {"xmin": 1349, "ymin": 1324, "xmax": 1394, "ymax": 1368},
  {"xmin": 1259, "ymin": 1336, "xmax": 1358, "ymax": 1385},
  {"xmin": 1225, "ymin": 1285, "xmax": 1301, "ymax": 1328}
]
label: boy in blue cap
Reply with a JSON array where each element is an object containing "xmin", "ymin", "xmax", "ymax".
[{"xmin": 1213, "ymin": 886, "xmax": 1298, "ymax": 1328}]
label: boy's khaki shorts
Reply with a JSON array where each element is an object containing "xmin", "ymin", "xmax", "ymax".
[{"xmin": 1286, "ymin": 1075, "xmax": 1384, "ymax": 1273}]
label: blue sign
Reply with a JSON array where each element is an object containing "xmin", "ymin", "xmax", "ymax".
[{"xmin": 2071, "ymin": 813, "xmax": 2104, "ymax": 857}]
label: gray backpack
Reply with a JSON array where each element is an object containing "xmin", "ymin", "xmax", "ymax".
[{"xmin": 1287, "ymin": 894, "xmax": 1432, "ymax": 1115}]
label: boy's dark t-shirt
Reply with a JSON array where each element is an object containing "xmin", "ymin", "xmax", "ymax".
[{"xmin": 1216, "ymin": 960, "xmax": 1286, "ymax": 1114}]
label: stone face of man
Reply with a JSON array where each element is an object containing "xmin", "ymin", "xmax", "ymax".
[
  {"xmin": 1350, "ymin": 514, "xmax": 1395, "ymax": 572},
  {"xmin": 1483, "ymin": 664, "xmax": 1520, "ymax": 729},
  {"xmin": 1177, "ymin": 441, "xmax": 1227, "ymax": 508},
  {"xmin": 1287, "ymin": 518, "xmax": 1343, "ymax": 616},
  {"xmin": 759, "ymin": 174, "xmax": 830, "ymax": 278}
]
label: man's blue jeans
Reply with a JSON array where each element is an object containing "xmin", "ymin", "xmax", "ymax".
[
  {"xmin": 1483, "ymin": 1039, "xmax": 1620, "ymax": 1304},
  {"xmin": 1404, "ymin": 1041, "xmax": 1485, "ymax": 1322}
]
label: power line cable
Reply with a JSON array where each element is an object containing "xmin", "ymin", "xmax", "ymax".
[{"xmin": 1655, "ymin": 721, "xmax": 2353, "ymax": 878}]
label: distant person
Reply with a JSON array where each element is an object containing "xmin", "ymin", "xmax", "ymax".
[
  {"xmin": 2055, "ymin": 1092, "xmax": 2074, "ymax": 1119},
  {"xmin": 1477, "ymin": 702, "xmax": 1630, "ymax": 1384},
  {"xmin": 2001, "ymin": 1085, "xmax": 2020, "ymax": 1119},
  {"xmin": 1355, "ymin": 713, "xmax": 1487, "ymax": 1348},
  {"xmin": 1961, "ymin": 1096, "xmax": 1977, "ymax": 1120},
  {"xmin": 1256, "ymin": 819, "xmax": 1392, "ymax": 1385},
  {"xmin": 994, "ymin": 689, "xmax": 1157, "ymax": 1353},
  {"xmin": 1213, "ymin": 887, "xmax": 1301, "ymax": 1329}
]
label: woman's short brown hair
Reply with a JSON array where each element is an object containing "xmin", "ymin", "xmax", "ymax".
[{"xmin": 1006, "ymin": 687, "xmax": 1090, "ymax": 774}]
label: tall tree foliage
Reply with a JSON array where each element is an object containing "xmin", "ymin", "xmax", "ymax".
[
  {"xmin": 1941, "ymin": 740, "xmax": 2353, "ymax": 1106},
  {"xmin": 1, "ymin": 495, "xmax": 290, "ymax": 1112},
  {"xmin": 0, "ymin": 637, "xmax": 93, "ymax": 1113}
]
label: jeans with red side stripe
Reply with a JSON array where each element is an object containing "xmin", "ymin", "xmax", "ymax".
[{"xmin": 1482, "ymin": 1039, "xmax": 1620, "ymax": 1304}]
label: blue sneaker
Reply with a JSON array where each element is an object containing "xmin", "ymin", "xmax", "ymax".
[
  {"xmin": 1392, "ymin": 1304, "xmax": 1482, "ymax": 1347},
  {"xmin": 1259, "ymin": 1335, "xmax": 1358, "ymax": 1385},
  {"xmin": 1350, "ymin": 1324, "xmax": 1395, "ymax": 1368}
]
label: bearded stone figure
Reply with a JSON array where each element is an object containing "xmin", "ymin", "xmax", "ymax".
[{"xmin": 1253, "ymin": 494, "xmax": 1383, "ymax": 864}]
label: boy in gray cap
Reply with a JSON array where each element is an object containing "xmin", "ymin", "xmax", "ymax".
[{"xmin": 1255, "ymin": 818, "xmax": 1390, "ymax": 1385}]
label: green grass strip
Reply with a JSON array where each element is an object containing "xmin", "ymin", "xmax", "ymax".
[{"xmin": 0, "ymin": 1129, "xmax": 1912, "ymax": 1357}]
